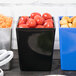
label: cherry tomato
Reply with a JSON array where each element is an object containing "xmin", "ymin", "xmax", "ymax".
[
  {"xmin": 44, "ymin": 21, "xmax": 54, "ymax": 28},
  {"xmin": 19, "ymin": 16, "xmax": 29, "ymax": 25},
  {"xmin": 42, "ymin": 13, "xmax": 52, "ymax": 20},
  {"xmin": 26, "ymin": 18, "xmax": 36, "ymax": 28},
  {"xmin": 31, "ymin": 12, "xmax": 41, "ymax": 19},
  {"xmin": 20, "ymin": 16, "xmax": 29, "ymax": 21},
  {"xmin": 36, "ymin": 25, "xmax": 44, "ymax": 28},
  {"xmin": 34, "ymin": 15, "xmax": 44, "ymax": 25},
  {"xmin": 18, "ymin": 20, "xmax": 26, "ymax": 25},
  {"xmin": 18, "ymin": 24, "xmax": 29, "ymax": 28},
  {"xmin": 45, "ymin": 19, "xmax": 53, "ymax": 24}
]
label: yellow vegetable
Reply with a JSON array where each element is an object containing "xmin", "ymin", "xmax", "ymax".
[
  {"xmin": 62, "ymin": 16, "xmax": 69, "ymax": 21},
  {"xmin": 68, "ymin": 23, "xmax": 72, "ymax": 28},
  {"xmin": 60, "ymin": 19, "xmax": 68, "ymax": 25},
  {"xmin": 72, "ymin": 18, "xmax": 76, "ymax": 28},
  {"xmin": 61, "ymin": 25, "xmax": 68, "ymax": 28}
]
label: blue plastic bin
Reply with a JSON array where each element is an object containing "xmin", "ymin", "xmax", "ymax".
[{"xmin": 59, "ymin": 16, "xmax": 76, "ymax": 70}]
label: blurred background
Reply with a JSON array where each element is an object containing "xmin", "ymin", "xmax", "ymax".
[
  {"xmin": 0, "ymin": 0, "xmax": 76, "ymax": 52},
  {"xmin": 0, "ymin": 0, "xmax": 76, "ymax": 76}
]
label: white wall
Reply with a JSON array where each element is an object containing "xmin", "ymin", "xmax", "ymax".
[
  {"xmin": 0, "ymin": 0, "xmax": 76, "ymax": 50},
  {"xmin": 0, "ymin": 0, "xmax": 76, "ymax": 3}
]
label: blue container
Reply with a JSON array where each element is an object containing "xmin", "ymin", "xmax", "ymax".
[{"xmin": 59, "ymin": 16, "xmax": 76, "ymax": 70}]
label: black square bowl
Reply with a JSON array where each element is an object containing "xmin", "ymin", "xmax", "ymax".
[{"xmin": 16, "ymin": 17, "xmax": 55, "ymax": 71}]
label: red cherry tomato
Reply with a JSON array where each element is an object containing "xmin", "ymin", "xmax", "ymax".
[
  {"xmin": 42, "ymin": 13, "xmax": 52, "ymax": 20},
  {"xmin": 19, "ymin": 16, "xmax": 29, "ymax": 25},
  {"xmin": 26, "ymin": 18, "xmax": 36, "ymax": 28},
  {"xmin": 18, "ymin": 20, "xmax": 26, "ymax": 25},
  {"xmin": 31, "ymin": 12, "xmax": 41, "ymax": 19},
  {"xmin": 18, "ymin": 24, "xmax": 29, "ymax": 28},
  {"xmin": 34, "ymin": 15, "xmax": 44, "ymax": 25},
  {"xmin": 36, "ymin": 25, "xmax": 44, "ymax": 28},
  {"xmin": 44, "ymin": 21, "xmax": 54, "ymax": 28},
  {"xmin": 20, "ymin": 16, "xmax": 29, "ymax": 22},
  {"xmin": 45, "ymin": 19, "xmax": 53, "ymax": 24}
]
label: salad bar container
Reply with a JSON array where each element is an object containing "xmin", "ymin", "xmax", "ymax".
[
  {"xmin": 0, "ymin": 15, "xmax": 12, "ymax": 70},
  {"xmin": 16, "ymin": 17, "xmax": 55, "ymax": 71},
  {"xmin": 0, "ymin": 28, "xmax": 12, "ymax": 70},
  {"xmin": 0, "ymin": 28, "xmax": 12, "ymax": 50},
  {"xmin": 59, "ymin": 16, "xmax": 76, "ymax": 70}
]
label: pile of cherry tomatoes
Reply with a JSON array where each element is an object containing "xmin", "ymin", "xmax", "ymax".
[{"xmin": 18, "ymin": 12, "xmax": 54, "ymax": 28}]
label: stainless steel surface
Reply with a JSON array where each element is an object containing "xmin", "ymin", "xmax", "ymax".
[
  {"xmin": 4, "ymin": 59, "xmax": 76, "ymax": 76},
  {"xmin": 0, "ymin": 28, "xmax": 12, "ymax": 70},
  {"xmin": 4, "ymin": 50, "xmax": 76, "ymax": 76},
  {"xmin": 1, "ymin": 63, "xmax": 10, "ymax": 70},
  {"xmin": 0, "ymin": 28, "xmax": 11, "ymax": 50}
]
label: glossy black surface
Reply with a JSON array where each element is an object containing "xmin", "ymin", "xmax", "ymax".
[{"xmin": 16, "ymin": 18, "xmax": 55, "ymax": 71}]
